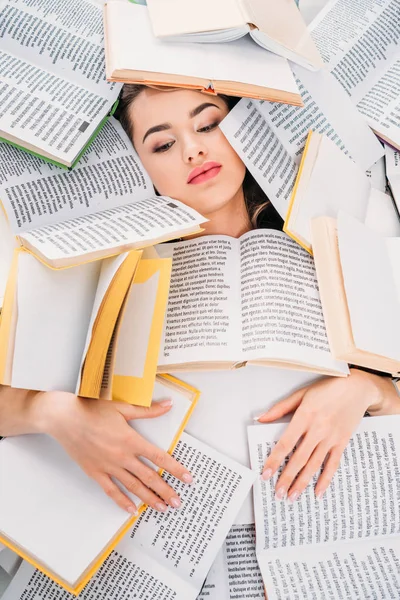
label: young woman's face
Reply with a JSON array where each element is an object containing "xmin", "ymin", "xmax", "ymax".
[{"xmin": 129, "ymin": 88, "xmax": 246, "ymax": 216}]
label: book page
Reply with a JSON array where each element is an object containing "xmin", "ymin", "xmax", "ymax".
[
  {"xmin": 19, "ymin": 197, "xmax": 205, "ymax": 264},
  {"xmin": 310, "ymin": 0, "xmax": 400, "ymax": 147},
  {"xmin": 0, "ymin": 119, "xmax": 152, "ymax": 233},
  {"xmin": 257, "ymin": 65, "xmax": 384, "ymax": 171},
  {"xmin": 0, "ymin": 388, "xmax": 194, "ymax": 589},
  {"xmin": 365, "ymin": 188, "xmax": 400, "ymax": 237},
  {"xmin": 248, "ymin": 416, "xmax": 400, "ymax": 553},
  {"xmin": 10, "ymin": 252, "xmax": 101, "ymax": 393},
  {"xmin": 114, "ymin": 272, "xmax": 159, "ymax": 379},
  {"xmin": 386, "ymin": 145, "xmax": 400, "ymax": 212},
  {"xmin": 0, "ymin": 0, "xmax": 120, "ymax": 161},
  {"xmin": 366, "ymin": 156, "xmax": 387, "ymax": 192},
  {"xmin": 183, "ymin": 366, "xmax": 320, "ymax": 525},
  {"xmin": 261, "ymin": 537, "xmax": 400, "ymax": 600},
  {"xmin": 128, "ymin": 433, "xmax": 256, "ymax": 590},
  {"xmin": 0, "ymin": 206, "xmax": 18, "ymax": 309},
  {"xmin": 337, "ymin": 211, "xmax": 400, "ymax": 360},
  {"xmin": 220, "ymin": 69, "xmax": 383, "ymax": 217},
  {"xmin": 157, "ymin": 237, "xmax": 242, "ymax": 367},
  {"xmin": 197, "ymin": 524, "xmax": 265, "ymax": 600},
  {"xmin": 238, "ymin": 229, "xmax": 348, "ymax": 374}
]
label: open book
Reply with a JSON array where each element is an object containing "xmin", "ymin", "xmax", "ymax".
[
  {"xmin": 0, "ymin": 118, "xmax": 206, "ymax": 268},
  {"xmin": 219, "ymin": 65, "xmax": 384, "ymax": 219},
  {"xmin": 248, "ymin": 416, "xmax": 400, "ymax": 599},
  {"xmin": 156, "ymin": 230, "xmax": 348, "ymax": 376},
  {"xmin": 0, "ymin": 249, "xmax": 171, "ymax": 404},
  {"xmin": 0, "ymin": 375, "xmax": 200, "ymax": 594},
  {"xmin": 310, "ymin": 0, "xmax": 400, "ymax": 151},
  {"xmin": 312, "ymin": 211, "xmax": 400, "ymax": 375},
  {"xmin": 0, "ymin": 0, "xmax": 121, "ymax": 167},
  {"xmin": 145, "ymin": 0, "xmax": 323, "ymax": 71},
  {"xmin": 104, "ymin": 2, "xmax": 302, "ymax": 104},
  {"xmin": 284, "ymin": 131, "xmax": 388, "ymax": 252}
]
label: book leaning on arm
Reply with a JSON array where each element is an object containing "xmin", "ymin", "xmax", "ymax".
[
  {"xmin": 0, "ymin": 248, "xmax": 171, "ymax": 405},
  {"xmin": 146, "ymin": 0, "xmax": 323, "ymax": 71},
  {"xmin": 104, "ymin": 2, "xmax": 302, "ymax": 104},
  {"xmin": 248, "ymin": 416, "xmax": 400, "ymax": 599},
  {"xmin": 155, "ymin": 229, "xmax": 349, "ymax": 377},
  {"xmin": 0, "ymin": 0, "xmax": 122, "ymax": 167},
  {"xmin": 311, "ymin": 211, "xmax": 400, "ymax": 375},
  {"xmin": 0, "ymin": 375, "xmax": 200, "ymax": 595},
  {"xmin": 0, "ymin": 118, "xmax": 207, "ymax": 269},
  {"xmin": 284, "ymin": 131, "xmax": 389, "ymax": 253}
]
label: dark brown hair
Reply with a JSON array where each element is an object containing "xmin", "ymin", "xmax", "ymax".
[{"xmin": 116, "ymin": 84, "xmax": 283, "ymax": 230}]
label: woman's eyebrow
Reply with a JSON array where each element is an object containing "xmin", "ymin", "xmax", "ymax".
[
  {"xmin": 142, "ymin": 123, "xmax": 172, "ymax": 144},
  {"xmin": 189, "ymin": 102, "xmax": 220, "ymax": 118}
]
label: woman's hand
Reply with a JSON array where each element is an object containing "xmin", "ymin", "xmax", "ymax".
[
  {"xmin": 34, "ymin": 391, "xmax": 193, "ymax": 514},
  {"xmin": 257, "ymin": 369, "xmax": 398, "ymax": 502}
]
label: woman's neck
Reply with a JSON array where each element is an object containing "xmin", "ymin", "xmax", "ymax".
[{"xmin": 200, "ymin": 187, "xmax": 251, "ymax": 238}]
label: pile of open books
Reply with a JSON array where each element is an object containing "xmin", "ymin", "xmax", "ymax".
[{"xmin": 0, "ymin": 0, "xmax": 399, "ymax": 598}]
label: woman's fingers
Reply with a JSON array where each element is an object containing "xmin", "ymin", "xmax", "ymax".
[
  {"xmin": 125, "ymin": 457, "xmax": 182, "ymax": 508},
  {"xmin": 315, "ymin": 445, "xmax": 344, "ymax": 499},
  {"xmin": 115, "ymin": 399, "xmax": 173, "ymax": 421},
  {"xmin": 139, "ymin": 438, "xmax": 193, "ymax": 484},
  {"xmin": 273, "ymin": 433, "xmax": 322, "ymax": 499},
  {"xmin": 261, "ymin": 411, "xmax": 307, "ymax": 480},
  {"xmin": 256, "ymin": 387, "xmax": 307, "ymax": 423},
  {"xmin": 286, "ymin": 442, "xmax": 331, "ymax": 501},
  {"xmin": 113, "ymin": 468, "xmax": 172, "ymax": 513},
  {"xmin": 96, "ymin": 473, "xmax": 139, "ymax": 515}
]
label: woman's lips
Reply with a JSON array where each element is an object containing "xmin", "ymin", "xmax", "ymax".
[{"xmin": 187, "ymin": 162, "xmax": 222, "ymax": 184}]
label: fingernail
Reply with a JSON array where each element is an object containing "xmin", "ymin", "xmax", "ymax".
[
  {"xmin": 127, "ymin": 505, "xmax": 138, "ymax": 515},
  {"xmin": 289, "ymin": 490, "xmax": 299, "ymax": 503},
  {"xmin": 170, "ymin": 497, "xmax": 181, "ymax": 508},
  {"xmin": 253, "ymin": 413, "xmax": 266, "ymax": 422},
  {"xmin": 316, "ymin": 490, "xmax": 325, "ymax": 500},
  {"xmin": 182, "ymin": 473, "xmax": 193, "ymax": 484},
  {"xmin": 261, "ymin": 468, "xmax": 273, "ymax": 481},
  {"xmin": 155, "ymin": 502, "xmax": 168, "ymax": 512},
  {"xmin": 275, "ymin": 487, "xmax": 286, "ymax": 500},
  {"xmin": 159, "ymin": 399, "xmax": 173, "ymax": 407}
]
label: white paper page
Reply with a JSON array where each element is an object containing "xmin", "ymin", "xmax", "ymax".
[
  {"xmin": 182, "ymin": 366, "xmax": 319, "ymax": 524},
  {"xmin": 197, "ymin": 523, "xmax": 264, "ymax": 600},
  {"xmin": 114, "ymin": 272, "xmax": 159, "ymax": 378},
  {"xmin": 75, "ymin": 252, "xmax": 129, "ymax": 392},
  {"xmin": 0, "ymin": 0, "xmax": 115, "ymax": 94},
  {"xmin": 366, "ymin": 156, "xmax": 387, "ymax": 192},
  {"xmin": 0, "ymin": 119, "xmax": 152, "ymax": 233},
  {"xmin": 338, "ymin": 211, "xmax": 400, "ymax": 360},
  {"xmin": 365, "ymin": 188, "xmax": 400, "ymax": 237},
  {"xmin": 258, "ymin": 65, "xmax": 384, "ymax": 171},
  {"xmin": 19, "ymin": 197, "xmax": 206, "ymax": 263},
  {"xmin": 11, "ymin": 253, "xmax": 101, "ymax": 392},
  {"xmin": 0, "ymin": 0, "xmax": 120, "ymax": 162},
  {"xmin": 106, "ymin": 2, "xmax": 298, "ymax": 94},
  {"xmin": 0, "ymin": 385, "xmax": 192, "ymax": 588},
  {"xmin": 157, "ymin": 237, "xmax": 242, "ymax": 366},
  {"xmin": 0, "ymin": 207, "xmax": 18, "ymax": 308},
  {"xmin": 1, "ymin": 547, "xmax": 195, "ymax": 600},
  {"xmin": 261, "ymin": 536, "xmax": 400, "ymax": 600},
  {"xmin": 0, "ymin": 548, "xmax": 21, "ymax": 578},
  {"xmin": 248, "ymin": 416, "xmax": 400, "ymax": 554},
  {"xmin": 386, "ymin": 144, "xmax": 400, "ymax": 212},
  {"xmin": 126, "ymin": 432, "xmax": 256, "ymax": 590},
  {"xmin": 238, "ymin": 230, "xmax": 348, "ymax": 374},
  {"xmin": 310, "ymin": 0, "xmax": 400, "ymax": 148},
  {"xmin": 293, "ymin": 134, "xmax": 370, "ymax": 246}
]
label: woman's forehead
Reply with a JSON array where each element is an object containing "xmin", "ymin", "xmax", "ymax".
[{"xmin": 130, "ymin": 88, "xmax": 228, "ymax": 124}]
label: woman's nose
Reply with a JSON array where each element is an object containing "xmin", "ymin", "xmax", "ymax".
[{"xmin": 183, "ymin": 138, "xmax": 208, "ymax": 164}]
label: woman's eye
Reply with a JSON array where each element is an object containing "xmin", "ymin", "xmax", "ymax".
[
  {"xmin": 198, "ymin": 121, "xmax": 219, "ymax": 133},
  {"xmin": 153, "ymin": 140, "xmax": 175, "ymax": 153}
]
